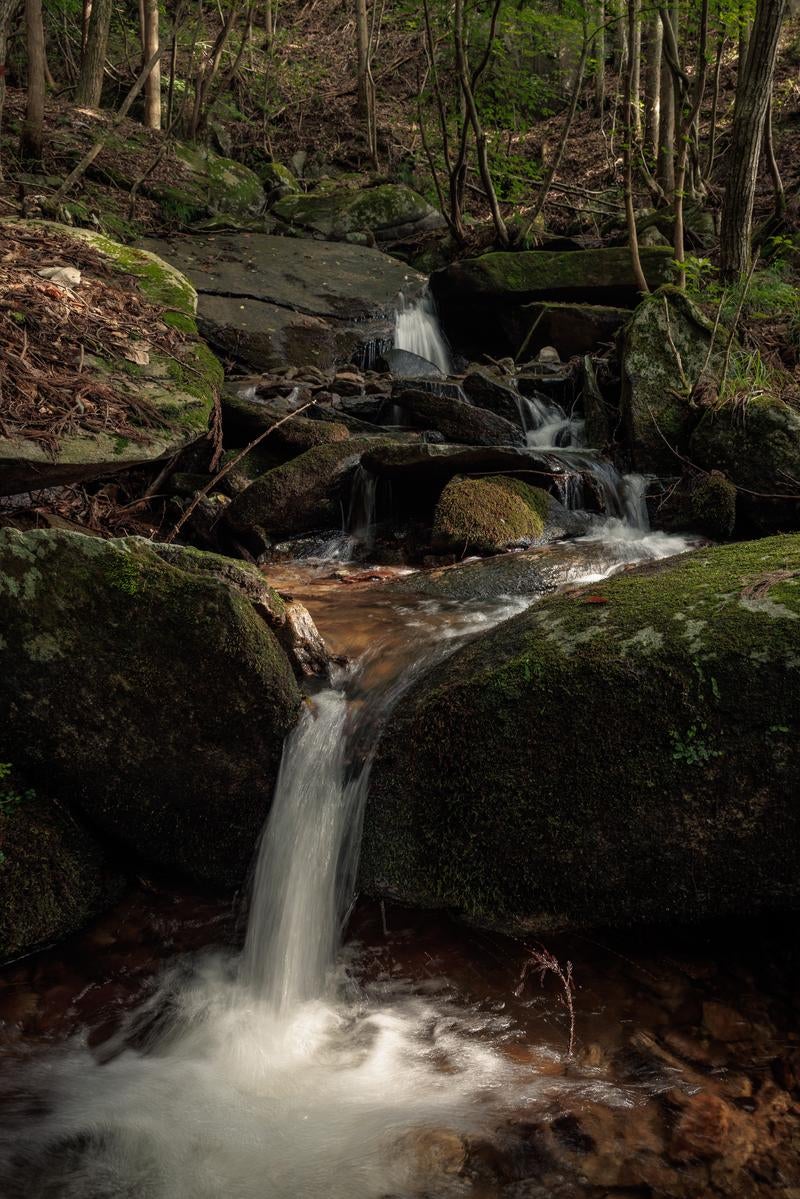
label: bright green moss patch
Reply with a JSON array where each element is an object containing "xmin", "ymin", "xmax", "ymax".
[{"xmin": 433, "ymin": 474, "xmax": 551, "ymax": 554}]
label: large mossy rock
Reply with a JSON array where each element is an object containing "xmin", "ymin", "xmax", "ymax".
[
  {"xmin": 139, "ymin": 232, "xmax": 426, "ymax": 371},
  {"xmin": 620, "ymin": 288, "xmax": 718, "ymax": 476},
  {"xmin": 690, "ymin": 395, "xmax": 800, "ymax": 504},
  {"xmin": 362, "ymin": 536, "xmax": 800, "ymax": 931},
  {"xmin": 0, "ymin": 221, "xmax": 223, "ymax": 495},
  {"xmin": 432, "ymin": 248, "xmax": 675, "ymax": 355},
  {"xmin": 273, "ymin": 183, "xmax": 444, "ymax": 243},
  {"xmin": 0, "ymin": 530, "xmax": 300, "ymax": 886},
  {"xmin": 226, "ymin": 437, "xmax": 389, "ymax": 539},
  {"xmin": 432, "ymin": 475, "xmax": 577, "ymax": 555},
  {"xmin": 0, "ymin": 788, "xmax": 124, "ymax": 962}
]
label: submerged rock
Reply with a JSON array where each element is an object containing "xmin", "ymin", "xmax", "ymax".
[
  {"xmin": 0, "ymin": 221, "xmax": 223, "ymax": 496},
  {"xmin": 362, "ymin": 536, "xmax": 800, "ymax": 930},
  {"xmin": 432, "ymin": 476, "xmax": 575, "ymax": 555},
  {"xmin": 0, "ymin": 530, "xmax": 300, "ymax": 886},
  {"xmin": 139, "ymin": 232, "xmax": 425, "ymax": 373},
  {"xmin": 0, "ymin": 787, "xmax": 124, "ymax": 962}
]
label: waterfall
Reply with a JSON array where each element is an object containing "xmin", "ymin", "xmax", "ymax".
[
  {"xmin": 344, "ymin": 464, "xmax": 378, "ymax": 549},
  {"xmin": 394, "ymin": 293, "xmax": 452, "ymax": 375}
]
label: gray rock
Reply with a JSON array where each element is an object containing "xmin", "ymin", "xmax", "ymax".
[{"xmin": 391, "ymin": 388, "xmax": 524, "ymax": 447}]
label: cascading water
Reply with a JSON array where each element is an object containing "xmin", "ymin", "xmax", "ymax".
[{"xmin": 394, "ymin": 293, "xmax": 452, "ymax": 375}]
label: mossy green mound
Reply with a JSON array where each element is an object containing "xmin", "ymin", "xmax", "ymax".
[
  {"xmin": 362, "ymin": 535, "xmax": 800, "ymax": 930},
  {"xmin": 0, "ymin": 530, "xmax": 300, "ymax": 886},
  {"xmin": 0, "ymin": 784, "xmax": 124, "ymax": 962},
  {"xmin": 0, "ymin": 221, "xmax": 223, "ymax": 495},
  {"xmin": 273, "ymin": 183, "xmax": 442, "ymax": 240},
  {"xmin": 226, "ymin": 437, "xmax": 389, "ymax": 538},
  {"xmin": 432, "ymin": 475, "xmax": 552, "ymax": 554}
]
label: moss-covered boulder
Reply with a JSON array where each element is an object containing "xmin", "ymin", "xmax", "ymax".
[
  {"xmin": 620, "ymin": 288, "xmax": 719, "ymax": 476},
  {"xmin": 148, "ymin": 144, "xmax": 264, "ymax": 224},
  {"xmin": 690, "ymin": 471, "xmax": 737, "ymax": 538},
  {"xmin": 0, "ymin": 221, "xmax": 223, "ymax": 495},
  {"xmin": 690, "ymin": 395, "xmax": 800, "ymax": 502},
  {"xmin": 0, "ymin": 782, "xmax": 124, "ymax": 962},
  {"xmin": 226, "ymin": 437, "xmax": 389, "ymax": 539},
  {"xmin": 362, "ymin": 536, "xmax": 800, "ymax": 930},
  {"xmin": 273, "ymin": 183, "xmax": 444, "ymax": 242},
  {"xmin": 432, "ymin": 248, "xmax": 675, "ymax": 357},
  {"xmin": 0, "ymin": 530, "xmax": 301, "ymax": 886},
  {"xmin": 257, "ymin": 161, "xmax": 301, "ymax": 204},
  {"xmin": 432, "ymin": 475, "xmax": 575, "ymax": 555}
]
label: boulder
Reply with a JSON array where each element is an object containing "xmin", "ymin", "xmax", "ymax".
[
  {"xmin": 392, "ymin": 388, "xmax": 524, "ymax": 447},
  {"xmin": 226, "ymin": 437, "xmax": 391, "ymax": 538},
  {"xmin": 273, "ymin": 183, "xmax": 445, "ymax": 243},
  {"xmin": 461, "ymin": 367, "xmax": 525, "ymax": 426},
  {"xmin": 690, "ymin": 395, "xmax": 800, "ymax": 506},
  {"xmin": 505, "ymin": 302, "xmax": 629, "ymax": 361},
  {"xmin": 379, "ymin": 348, "xmax": 445, "ymax": 378},
  {"xmin": 432, "ymin": 248, "xmax": 675, "ymax": 355},
  {"xmin": 138, "ymin": 232, "xmax": 426, "ymax": 372},
  {"xmin": 0, "ymin": 530, "xmax": 301, "ymax": 886},
  {"xmin": 0, "ymin": 783, "xmax": 124, "ymax": 962},
  {"xmin": 257, "ymin": 161, "xmax": 301, "ymax": 204},
  {"xmin": 0, "ymin": 222, "xmax": 223, "ymax": 496},
  {"xmin": 620, "ymin": 288, "xmax": 719, "ymax": 475},
  {"xmin": 221, "ymin": 390, "xmax": 352, "ymax": 454},
  {"xmin": 362, "ymin": 536, "xmax": 800, "ymax": 930},
  {"xmin": 432, "ymin": 475, "xmax": 576, "ymax": 555}
]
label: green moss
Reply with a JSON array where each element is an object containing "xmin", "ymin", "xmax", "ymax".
[
  {"xmin": 690, "ymin": 393, "xmax": 800, "ymax": 497},
  {"xmin": 691, "ymin": 471, "xmax": 737, "ymax": 538},
  {"xmin": 436, "ymin": 247, "xmax": 676, "ymax": 300},
  {"xmin": 433, "ymin": 475, "xmax": 551, "ymax": 554},
  {"xmin": 274, "ymin": 183, "xmax": 436, "ymax": 238},
  {"xmin": 362, "ymin": 535, "xmax": 800, "ymax": 930}
]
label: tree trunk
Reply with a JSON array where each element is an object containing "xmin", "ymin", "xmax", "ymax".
[
  {"xmin": 594, "ymin": 0, "xmax": 605, "ymax": 115},
  {"xmin": 454, "ymin": 0, "xmax": 507, "ymax": 246},
  {"xmin": 720, "ymin": 0, "xmax": 787, "ymax": 281},
  {"xmin": 354, "ymin": 0, "xmax": 369, "ymax": 118},
  {"xmin": 264, "ymin": 0, "xmax": 272, "ymax": 48},
  {"xmin": 645, "ymin": 10, "xmax": 662, "ymax": 160},
  {"xmin": 673, "ymin": 0, "xmax": 709, "ymax": 288},
  {"xmin": 20, "ymin": 0, "xmax": 45, "ymax": 163},
  {"xmin": 624, "ymin": 0, "xmax": 648, "ymax": 293},
  {"xmin": 143, "ymin": 0, "xmax": 161, "ymax": 129},
  {"xmin": 657, "ymin": 3, "xmax": 678, "ymax": 195},
  {"xmin": 75, "ymin": 0, "xmax": 112, "ymax": 106},
  {"xmin": 630, "ymin": 0, "xmax": 642, "ymax": 137},
  {"xmin": 0, "ymin": 0, "xmax": 21, "ymax": 179}
]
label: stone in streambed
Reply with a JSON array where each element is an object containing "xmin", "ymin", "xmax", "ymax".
[
  {"xmin": 0, "ymin": 786, "xmax": 124, "ymax": 961},
  {"xmin": 362, "ymin": 535, "xmax": 800, "ymax": 931},
  {"xmin": 273, "ymin": 183, "xmax": 445, "ymax": 243},
  {"xmin": 392, "ymin": 389, "xmax": 524, "ymax": 447},
  {"xmin": 0, "ymin": 530, "xmax": 301, "ymax": 886},
  {"xmin": 432, "ymin": 475, "xmax": 576, "ymax": 555}
]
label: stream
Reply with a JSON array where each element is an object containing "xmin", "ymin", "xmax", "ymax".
[{"xmin": 1, "ymin": 303, "xmax": 798, "ymax": 1198}]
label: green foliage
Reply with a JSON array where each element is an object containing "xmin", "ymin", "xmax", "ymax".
[{"xmin": 670, "ymin": 723, "xmax": 723, "ymax": 767}]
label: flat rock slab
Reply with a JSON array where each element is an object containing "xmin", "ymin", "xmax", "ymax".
[{"xmin": 139, "ymin": 233, "xmax": 426, "ymax": 371}]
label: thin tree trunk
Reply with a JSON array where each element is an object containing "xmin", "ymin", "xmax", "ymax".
[
  {"xmin": 143, "ymin": 0, "xmax": 160, "ymax": 128},
  {"xmin": 264, "ymin": 0, "xmax": 272, "ymax": 48},
  {"xmin": 720, "ymin": 0, "xmax": 787, "ymax": 281},
  {"xmin": 75, "ymin": 0, "xmax": 112, "ymax": 105},
  {"xmin": 624, "ymin": 0, "xmax": 648, "ymax": 293},
  {"xmin": 20, "ymin": 0, "xmax": 45, "ymax": 163},
  {"xmin": 454, "ymin": 0, "xmax": 507, "ymax": 246},
  {"xmin": 674, "ymin": 0, "xmax": 709, "ymax": 288},
  {"xmin": 630, "ymin": 0, "xmax": 642, "ymax": 138},
  {"xmin": 0, "ymin": 0, "xmax": 21, "ymax": 179},
  {"xmin": 355, "ymin": 0, "xmax": 369, "ymax": 117},
  {"xmin": 705, "ymin": 25, "xmax": 725, "ymax": 179},
  {"xmin": 594, "ymin": 0, "xmax": 605, "ymax": 115},
  {"xmin": 764, "ymin": 94, "xmax": 786, "ymax": 220},
  {"xmin": 645, "ymin": 10, "xmax": 662, "ymax": 160}
]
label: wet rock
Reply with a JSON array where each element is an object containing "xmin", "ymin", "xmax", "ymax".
[
  {"xmin": 220, "ymin": 391, "xmax": 352, "ymax": 454},
  {"xmin": 392, "ymin": 388, "xmax": 524, "ymax": 447},
  {"xmin": 379, "ymin": 348, "xmax": 445, "ymax": 378},
  {"xmin": 0, "ymin": 789, "xmax": 124, "ymax": 962},
  {"xmin": 138, "ymin": 232, "xmax": 426, "ymax": 372},
  {"xmin": 432, "ymin": 475, "xmax": 573, "ymax": 555},
  {"xmin": 0, "ymin": 221, "xmax": 222, "ymax": 496},
  {"xmin": 620, "ymin": 287, "xmax": 719, "ymax": 476},
  {"xmin": 670, "ymin": 1093, "xmax": 749, "ymax": 1163},
  {"xmin": 702, "ymin": 1001, "xmax": 758, "ymax": 1043},
  {"xmin": 395, "ymin": 1128, "xmax": 466, "ymax": 1179},
  {"xmin": 226, "ymin": 437, "xmax": 392, "ymax": 539},
  {"xmin": 506, "ymin": 303, "xmax": 629, "ymax": 361},
  {"xmin": 690, "ymin": 470, "xmax": 737, "ymax": 538},
  {"xmin": 462, "ymin": 366, "xmax": 525, "ymax": 425},
  {"xmin": 0, "ymin": 530, "xmax": 300, "ymax": 886},
  {"xmin": 517, "ymin": 360, "xmax": 580, "ymax": 410},
  {"xmin": 276, "ymin": 599, "xmax": 331, "ymax": 679},
  {"xmin": 362, "ymin": 536, "xmax": 800, "ymax": 930}
]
